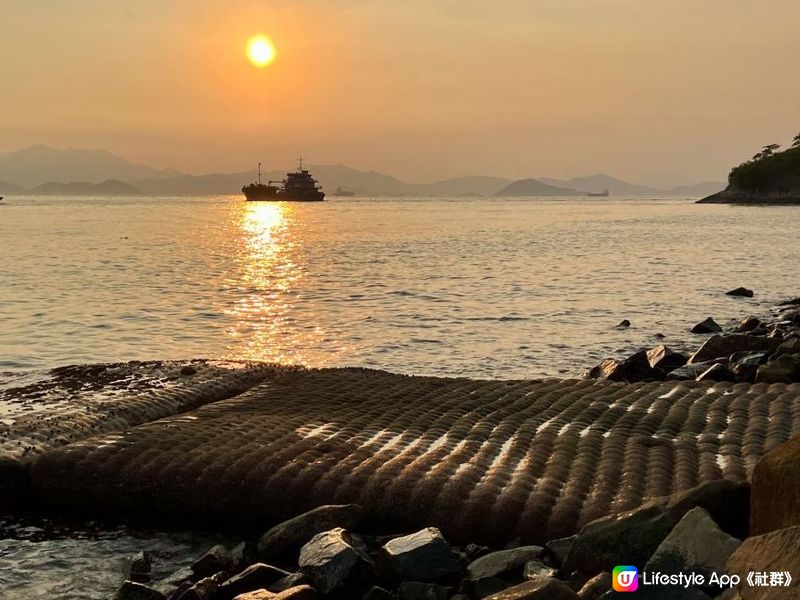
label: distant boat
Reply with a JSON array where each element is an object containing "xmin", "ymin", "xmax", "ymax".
[
  {"xmin": 588, "ymin": 189, "xmax": 610, "ymax": 197},
  {"xmin": 242, "ymin": 158, "xmax": 325, "ymax": 202},
  {"xmin": 333, "ymin": 187, "xmax": 355, "ymax": 197}
]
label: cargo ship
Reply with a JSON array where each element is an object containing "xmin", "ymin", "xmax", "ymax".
[{"xmin": 242, "ymin": 158, "xmax": 325, "ymax": 202}]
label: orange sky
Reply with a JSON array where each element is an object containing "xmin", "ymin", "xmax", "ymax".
[{"xmin": 2, "ymin": 0, "xmax": 799, "ymax": 185}]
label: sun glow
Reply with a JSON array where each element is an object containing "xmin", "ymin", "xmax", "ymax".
[{"xmin": 247, "ymin": 35, "xmax": 277, "ymax": 68}]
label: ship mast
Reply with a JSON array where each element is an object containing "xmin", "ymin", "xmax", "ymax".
[
  {"xmin": 258, "ymin": 162, "xmax": 261, "ymax": 185},
  {"xmin": 298, "ymin": 156, "xmax": 304, "ymax": 171}
]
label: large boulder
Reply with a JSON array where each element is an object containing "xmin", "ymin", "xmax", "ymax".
[
  {"xmin": 484, "ymin": 576, "xmax": 579, "ymax": 599},
  {"xmin": 647, "ymin": 345, "xmax": 688, "ymax": 373},
  {"xmin": 726, "ymin": 287, "xmax": 754, "ymax": 298},
  {"xmin": 643, "ymin": 507, "xmax": 740, "ymax": 597},
  {"xmin": 178, "ymin": 573, "xmax": 227, "ymax": 600},
  {"xmin": 727, "ymin": 526, "xmax": 800, "ymax": 600},
  {"xmin": 755, "ymin": 354, "xmax": 800, "ymax": 384},
  {"xmin": 688, "ymin": 335, "xmax": 781, "ymax": 364},
  {"xmin": 563, "ymin": 480, "xmax": 749, "ymax": 577},
  {"xmin": 729, "ymin": 351, "xmax": 770, "ymax": 383},
  {"xmin": 751, "ymin": 434, "xmax": 800, "ymax": 535},
  {"xmin": 298, "ymin": 528, "xmax": 372, "ymax": 594},
  {"xmin": 738, "ymin": 316, "xmax": 761, "ymax": 332},
  {"xmin": 377, "ymin": 527, "xmax": 462, "ymax": 583},
  {"xmin": 115, "ymin": 581, "xmax": 166, "ymax": 600},
  {"xmin": 586, "ymin": 350, "xmax": 660, "ymax": 383},
  {"xmin": 467, "ymin": 546, "xmax": 544, "ymax": 581},
  {"xmin": 258, "ymin": 505, "xmax": 365, "ymax": 564},
  {"xmin": 577, "ymin": 573, "xmax": 610, "ymax": 600},
  {"xmin": 666, "ymin": 361, "xmax": 718, "ymax": 380},
  {"xmin": 695, "ymin": 363, "xmax": 736, "ymax": 382},
  {"xmin": 690, "ymin": 318, "xmax": 723, "ymax": 334},
  {"xmin": 218, "ymin": 564, "xmax": 292, "ymax": 599},
  {"xmin": 192, "ymin": 544, "xmax": 238, "ymax": 579},
  {"xmin": 545, "ymin": 535, "xmax": 577, "ymax": 568}
]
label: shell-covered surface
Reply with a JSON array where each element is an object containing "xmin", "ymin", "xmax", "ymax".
[{"xmin": 27, "ymin": 368, "xmax": 800, "ymax": 544}]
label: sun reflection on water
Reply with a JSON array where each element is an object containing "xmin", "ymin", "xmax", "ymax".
[{"xmin": 223, "ymin": 201, "xmax": 327, "ymax": 365}]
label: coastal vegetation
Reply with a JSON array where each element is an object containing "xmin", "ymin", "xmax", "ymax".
[{"xmin": 728, "ymin": 132, "xmax": 800, "ymax": 193}]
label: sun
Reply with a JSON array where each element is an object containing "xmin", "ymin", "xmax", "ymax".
[{"xmin": 247, "ymin": 35, "xmax": 277, "ymax": 68}]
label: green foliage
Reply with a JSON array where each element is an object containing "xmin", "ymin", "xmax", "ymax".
[
  {"xmin": 729, "ymin": 143, "xmax": 800, "ymax": 192},
  {"xmin": 793, "ymin": 132, "xmax": 800, "ymax": 148}
]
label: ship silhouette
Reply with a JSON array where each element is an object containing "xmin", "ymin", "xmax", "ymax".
[{"xmin": 242, "ymin": 157, "xmax": 325, "ymax": 202}]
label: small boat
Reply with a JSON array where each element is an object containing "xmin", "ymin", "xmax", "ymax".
[
  {"xmin": 333, "ymin": 187, "xmax": 355, "ymax": 197},
  {"xmin": 588, "ymin": 189, "xmax": 610, "ymax": 197},
  {"xmin": 242, "ymin": 158, "xmax": 325, "ymax": 202}
]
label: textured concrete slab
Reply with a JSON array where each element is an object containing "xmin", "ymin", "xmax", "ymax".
[{"xmin": 27, "ymin": 368, "xmax": 800, "ymax": 544}]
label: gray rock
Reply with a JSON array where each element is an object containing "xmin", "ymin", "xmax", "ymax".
[
  {"xmin": 644, "ymin": 507, "xmax": 740, "ymax": 595},
  {"xmin": 577, "ymin": 572, "xmax": 611, "ymax": 600},
  {"xmin": 726, "ymin": 287, "xmax": 754, "ymax": 298},
  {"xmin": 191, "ymin": 544, "xmax": 237, "ymax": 578},
  {"xmin": 178, "ymin": 573, "xmax": 226, "ymax": 600},
  {"xmin": 258, "ymin": 504, "xmax": 365, "ymax": 565},
  {"xmin": 666, "ymin": 361, "xmax": 718, "ymax": 380},
  {"xmin": 647, "ymin": 345, "xmax": 687, "ymax": 372},
  {"xmin": 298, "ymin": 527, "xmax": 372, "ymax": 594},
  {"xmin": 545, "ymin": 535, "xmax": 577, "ymax": 567},
  {"xmin": 153, "ymin": 565, "xmax": 195, "ymax": 596},
  {"xmin": 378, "ymin": 527, "xmax": 462, "ymax": 582},
  {"xmin": 467, "ymin": 545, "xmax": 544, "ymax": 581},
  {"xmin": 772, "ymin": 336, "xmax": 800, "ymax": 358},
  {"xmin": 218, "ymin": 563, "xmax": 292, "ymax": 599},
  {"xmin": 695, "ymin": 363, "xmax": 736, "ymax": 382},
  {"xmin": 397, "ymin": 581, "xmax": 453, "ymax": 600},
  {"xmin": 738, "ymin": 316, "xmax": 761, "ymax": 332},
  {"xmin": 483, "ymin": 576, "xmax": 579, "ymax": 599},
  {"xmin": 128, "ymin": 551, "xmax": 154, "ymax": 583},
  {"xmin": 756, "ymin": 354, "xmax": 800, "ymax": 383},
  {"xmin": 115, "ymin": 581, "xmax": 166, "ymax": 600},
  {"xmin": 688, "ymin": 335, "xmax": 781, "ymax": 364},
  {"xmin": 522, "ymin": 559, "xmax": 557, "ymax": 580},
  {"xmin": 563, "ymin": 480, "xmax": 749, "ymax": 577},
  {"xmin": 690, "ymin": 317, "xmax": 722, "ymax": 334},
  {"xmin": 729, "ymin": 351, "xmax": 770, "ymax": 383}
]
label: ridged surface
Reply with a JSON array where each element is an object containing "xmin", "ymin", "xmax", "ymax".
[{"xmin": 29, "ymin": 368, "xmax": 800, "ymax": 544}]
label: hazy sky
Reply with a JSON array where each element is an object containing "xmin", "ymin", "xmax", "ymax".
[{"xmin": 2, "ymin": 0, "xmax": 799, "ymax": 185}]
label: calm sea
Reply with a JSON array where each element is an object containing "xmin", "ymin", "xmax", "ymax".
[
  {"xmin": 1, "ymin": 194, "xmax": 800, "ymax": 598},
  {"xmin": 2, "ymin": 195, "xmax": 800, "ymax": 379}
]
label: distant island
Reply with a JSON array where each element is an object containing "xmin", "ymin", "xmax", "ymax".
[
  {"xmin": 0, "ymin": 145, "xmax": 724, "ymax": 199},
  {"xmin": 699, "ymin": 132, "xmax": 800, "ymax": 204}
]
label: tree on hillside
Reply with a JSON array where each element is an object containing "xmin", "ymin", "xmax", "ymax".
[
  {"xmin": 793, "ymin": 132, "xmax": 800, "ymax": 148},
  {"xmin": 752, "ymin": 144, "xmax": 781, "ymax": 161}
]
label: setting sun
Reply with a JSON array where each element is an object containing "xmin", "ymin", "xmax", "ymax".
[{"xmin": 246, "ymin": 35, "xmax": 277, "ymax": 68}]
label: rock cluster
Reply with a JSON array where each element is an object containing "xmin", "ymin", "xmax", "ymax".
[{"xmin": 587, "ymin": 293, "xmax": 800, "ymax": 384}]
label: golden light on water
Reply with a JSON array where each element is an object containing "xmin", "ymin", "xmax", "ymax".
[{"xmin": 246, "ymin": 35, "xmax": 277, "ymax": 68}]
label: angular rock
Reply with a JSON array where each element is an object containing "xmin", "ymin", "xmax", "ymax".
[
  {"xmin": 267, "ymin": 573, "xmax": 310, "ymax": 593},
  {"xmin": 298, "ymin": 528, "xmax": 371, "ymax": 594},
  {"xmin": 272, "ymin": 586, "xmax": 317, "ymax": 600},
  {"xmin": 586, "ymin": 350, "xmax": 659, "ymax": 383},
  {"xmin": 377, "ymin": 527, "xmax": 461, "ymax": 582},
  {"xmin": 647, "ymin": 345, "xmax": 687, "ymax": 373},
  {"xmin": 755, "ymin": 354, "xmax": 800, "ymax": 383},
  {"xmin": 233, "ymin": 591, "xmax": 275, "ymax": 600},
  {"xmin": 192, "ymin": 544, "xmax": 238, "ymax": 578},
  {"xmin": 115, "ymin": 581, "xmax": 166, "ymax": 600},
  {"xmin": 729, "ymin": 351, "xmax": 770, "ymax": 383},
  {"xmin": 545, "ymin": 535, "xmax": 576, "ymax": 568},
  {"xmin": 178, "ymin": 573, "xmax": 226, "ymax": 600},
  {"xmin": 522, "ymin": 559, "xmax": 557, "ymax": 580},
  {"xmin": 726, "ymin": 287, "xmax": 754, "ymax": 298},
  {"xmin": 219, "ymin": 563, "xmax": 292, "ymax": 599},
  {"xmin": 751, "ymin": 434, "xmax": 800, "ymax": 535},
  {"xmin": 690, "ymin": 317, "xmax": 722, "ymax": 334},
  {"xmin": 688, "ymin": 335, "xmax": 781, "ymax": 364},
  {"xmin": 129, "ymin": 551, "xmax": 154, "ymax": 583},
  {"xmin": 615, "ymin": 319, "xmax": 631, "ymax": 329},
  {"xmin": 577, "ymin": 572, "xmax": 610, "ymax": 600},
  {"xmin": 738, "ymin": 316, "xmax": 761, "ymax": 332},
  {"xmin": 772, "ymin": 336, "xmax": 800, "ymax": 358},
  {"xmin": 727, "ymin": 526, "xmax": 800, "ymax": 600},
  {"xmin": 666, "ymin": 361, "xmax": 718, "ymax": 381},
  {"xmin": 563, "ymin": 480, "xmax": 749, "ymax": 577},
  {"xmin": 695, "ymin": 363, "xmax": 736, "ymax": 382},
  {"xmin": 473, "ymin": 577, "xmax": 510, "ymax": 598},
  {"xmin": 258, "ymin": 504, "xmax": 365, "ymax": 564},
  {"xmin": 484, "ymin": 576, "xmax": 579, "ymax": 599},
  {"xmin": 644, "ymin": 507, "xmax": 740, "ymax": 595},
  {"xmin": 464, "ymin": 542, "xmax": 490, "ymax": 561},
  {"xmin": 467, "ymin": 545, "xmax": 544, "ymax": 581},
  {"xmin": 154, "ymin": 566, "xmax": 195, "ymax": 596},
  {"xmin": 397, "ymin": 581, "xmax": 453, "ymax": 600}
]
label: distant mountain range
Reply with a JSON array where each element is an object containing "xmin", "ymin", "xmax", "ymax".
[{"xmin": 0, "ymin": 145, "xmax": 724, "ymax": 198}]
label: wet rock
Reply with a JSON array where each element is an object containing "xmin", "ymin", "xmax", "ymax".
[
  {"xmin": 563, "ymin": 480, "xmax": 749, "ymax": 577},
  {"xmin": 464, "ymin": 542, "xmax": 490, "ymax": 561},
  {"xmin": 377, "ymin": 527, "xmax": 461, "ymax": 582},
  {"xmin": 115, "ymin": 581, "xmax": 166, "ymax": 600},
  {"xmin": 467, "ymin": 545, "xmax": 544, "ymax": 581},
  {"xmin": 727, "ymin": 526, "xmax": 800, "ymax": 600},
  {"xmin": 615, "ymin": 319, "xmax": 631, "ymax": 329},
  {"xmin": 755, "ymin": 354, "xmax": 800, "ymax": 383},
  {"xmin": 695, "ymin": 363, "xmax": 736, "ymax": 382},
  {"xmin": 257, "ymin": 504, "xmax": 365, "ymax": 564},
  {"xmin": 586, "ymin": 350, "xmax": 659, "ymax": 383},
  {"xmin": 726, "ymin": 287, "xmax": 754, "ymax": 298},
  {"xmin": 688, "ymin": 334, "xmax": 781, "ymax": 364},
  {"xmin": 690, "ymin": 317, "xmax": 722, "ymax": 334},
  {"xmin": 772, "ymin": 336, "xmax": 800, "ymax": 358},
  {"xmin": 272, "ymin": 586, "xmax": 318, "ymax": 600},
  {"xmin": 778, "ymin": 297, "xmax": 800, "ymax": 307},
  {"xmin": 565, "ymin": 571, "xmax": 588, "ymax": 593},
  {"xmin": 397, "ymin": 581, "xmax": 453, "ymax": 600},
  {"xmin": 751, "ymin": 434, "xmax": 800, "ymax": 535},
  {"xmin": 666, "ymin": 361, "xmax": 718, "ymax": 380},
  {"xmin": 484, "ymin": 576, "xmax": 579, "ymax": 599},
  {"xmin": 129, "ymin": 551, "xmax": 155, "ymax": 583},
  {"xmin": 577, "ymin": 572, "xmax": 611, "ymax": 600},
  {"xmin": 298, "ymin": 528, "xmax": 372, "ymax": 594},
  {"xmin": 362, "ymin": 586, "xmax": 395, "ymax": 600},
  {"xmin": 738, "ymin": 316, "xmax": 761, "ymax": 332},
  {"xmin": 729, "ymin": 351, "xmax": 770, "ymax": 383},
  {"xmin": 522, "ymin": 560, "xmax": 557, "ymax": 580},
  {"xmin": 219, "ymin": 563, "xmax": 292, "ymax": 599},
  {"xmin": 545, "ymin": 535, "xmax": 576, "ymax": 567},
  {"xmin": 647, "ymin": 345, "xmax": 687, "ymax": 373},
  {"xmin": 267, "ymin": 573, "xmax": 310, "ymax": 593},
  {"xmin": 644, "ymin": 507, "xmax": 740, "ymax": 595},
  {"xmin": 154, "ymin": 565, "xmax": 194, "ymax": 596},
  {"xmin": 192, "ymin": 544, "xmax": 237, "ymax": 579},
  {"xmin": 178, "ymin": 573, "xmax": 226, "ymax": 600},
  {"xmin": 180, "ymin": 365, "xmax": 198, "ymax": 376}
]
